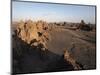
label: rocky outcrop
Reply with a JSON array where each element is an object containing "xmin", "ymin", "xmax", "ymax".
[
  {"xmin": 12, "ymin": 20, "xmax": 96, "ymax": 74},
  {"xmin": 12, "ymin": 34, "xmax": 74, "ymax": 74},
  {"xmin": 77, "ymin": 20, "xmax": 93, "ymax": 31},
  {"xmin": 64, "ymin": 49, "xmax": 82, "ymax": 70},
  {"xmin": 16, "ymin": 20, "xmax": 51, "ymax": 50}
]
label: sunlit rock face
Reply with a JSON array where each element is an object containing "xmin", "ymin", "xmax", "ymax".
[
  {"xmin": 16, "ymin": 20, "xmax": 51, "ymax": 50},
  {"xmin": 12, "ymin": 20, "xmax": 96, "ymax": 74},
  {"xmin": 64, "ymin": 49, "xmax": 82, "ymax": 70}
]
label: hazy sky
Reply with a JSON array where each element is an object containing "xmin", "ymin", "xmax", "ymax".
[{"xmin": 12, "ymin": 1, "xmax": 96, "ymax": 24}]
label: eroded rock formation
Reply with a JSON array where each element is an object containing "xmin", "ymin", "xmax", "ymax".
[
  {"xmin": 16, "ymin": 20, "xmax": 51, "ymax": 50},
  {"xmin": 64, "ymin": 49, "xmax": 82, "ymax": 70},
  {"xmin": 12, "ymin": 20, "xmax": 96, "ymax": 74}
]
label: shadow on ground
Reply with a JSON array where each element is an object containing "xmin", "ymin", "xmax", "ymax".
[{"xmin": 12, "ymin": 34, "xmax": 75, "ymax": 74}]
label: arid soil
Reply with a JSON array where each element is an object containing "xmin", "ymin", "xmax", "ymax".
[
  {"xmin": 47, "ymin": 28, "xmax": 96, "ymax": 69},
  {"xmin": 12, "ymin": 20, "xmax": 96, "ymax": 74}
]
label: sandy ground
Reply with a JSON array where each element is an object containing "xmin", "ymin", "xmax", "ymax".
[
  {"xmin": 12, "ymin": 22, "xmax": 96, "ymax": 74},
  {"xmin": 47, "ymin": 28, "xmax": 96, "ymax": 69}
]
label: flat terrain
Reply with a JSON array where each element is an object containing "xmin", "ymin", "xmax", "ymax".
[{"xmin": 47, "ymin": 28, "xmax": 96, "ymax": 69}]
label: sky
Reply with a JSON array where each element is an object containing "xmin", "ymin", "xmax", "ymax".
[{"xmin": 12, "ymin": 1, "xmax": 96, "ymax": 24}]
